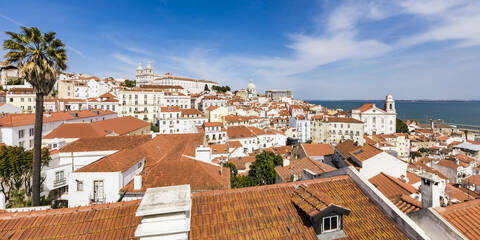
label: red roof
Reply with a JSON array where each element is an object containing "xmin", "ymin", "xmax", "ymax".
[
  {"xmin": 190, "ymin": 175, "xmax": 409, "ymax": 239},
  {"xmin": 44, "ymin": 116, "xmax": 149, "ymax": 139},
  {"xmin": 275, "ymin": 157, "xmax": 336, "ymax": 182},
  {"xmin": 0, "ymin": 200, "xmax": 141, "ymax": 239},
  {"xmin": 349, "ymin": 144, "xmax": 383, "ymax": 162},
  {"xmin": 435, "ymin": 199, "xmax": 480, "ymax": 240},
  {"xmin": 59, "ymin": 135, "xmax": 152, "ymax": 152},
  {"xmin": 116, "ymin": 134, "xmax": 230, "ymax": 192},
  {"xmin": 0, "ymin": 110, "xmax": 116, "ymax": 127},
  {"xmin": 301, "ymin": 143, "xmax": 334, "ymax": 157}
]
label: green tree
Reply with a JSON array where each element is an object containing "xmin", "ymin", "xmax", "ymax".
[
  {"xmin": 212, "ymin": 85, "xmax": 231, "ymax": 93},
  {"xmin": 7, "ymin": 77, "xmax": 24, "ymax": 85},
  {"xmin": 204, "ymin": 84, "xmax": 210, "ymax": 92},
  {"xmin": 396, "ymin": 118, "xmax": 409, "ymax": 133},
  {"xmin": 0, "ymin": 146, "xmax": 50, "ymax": 207},
  {"xmin": 396, "ymin": 118, "xmax": 408, "ymax": 133},
  {"xmin": 409, "ymin": 151, "xmax": 421, "ymax": 159},
  {"xmin": 418, "ymin": 147, "xmax": 427, "ymax": 153},
  {"xmin": 122, "ymin": 79, "xmax": 136, "ymax": 88},
  {"xmin": 3, "ymin": 27, "xmax": 67, "ymax": 206},
  {"xmin": 150, "ymin": 123, "xmax": 159, "ymax": 132},
  {"xmin": 247, "ymin": 151, "xmax": 283, "ymax": 186}
]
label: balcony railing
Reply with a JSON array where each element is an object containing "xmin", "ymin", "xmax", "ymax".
[
  {"xmin": 53, "ymin": 177, "xmax": 67, "ymax": 188},
  {"xmin": 90, "ymin": 192, "xmax": 105, "ymax": 204}
]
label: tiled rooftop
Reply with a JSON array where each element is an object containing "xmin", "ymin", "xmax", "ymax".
[
  {"xmin": 348, "ymin": 144, "xmax": 383, "ymax": 162},
  {"xmin": 59, "ymin": 135, "xmax": 152, "ymax": 152},
  {"xmin": 189, "ymin": 175, "xmax": 408, "ymax": 239},
  {"xmin": 44, "ymin": 116, "xmax": 149, "ymax": 139},
  {"xmin": 301, "ymin": 143, "xmax": 334, "ymax": 157},
  {"xmin": 118, "ymin": 134, "xmax": 230, "ymax": 192},
  {"xmin": 369, "ymin": 172, "xmax": 418, "ymax": 199},
  {"xmin": 0, "ymin": 200, "xmax": 141, "ymax": 239},
  {"xmin": 275, "ymin": 157, "xmax": 336, "ymax": 182},
  {"xmin": 435, "ymin": 199, "xmax": 480, "ymax": 240}
]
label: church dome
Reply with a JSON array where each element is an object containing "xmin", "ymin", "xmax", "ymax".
[
  {"xmin": 248, "ymin": 79, "xmax": 255, "ymax": 90},
  {"xmin": 137, "ymin": 63, "xmax": 143, "ymax": 70}
]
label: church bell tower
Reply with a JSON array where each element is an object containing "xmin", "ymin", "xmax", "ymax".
[{"xmin": 384, "ymin": 93, "xmax": 395, "ymax": 113}]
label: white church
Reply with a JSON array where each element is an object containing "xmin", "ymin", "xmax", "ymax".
[
  {"xmin": 135, "ymin": 63, "xmax": 218, "ymax": 94},
  {"xmin": 351, "ymin": 93, "xmax": 397, "ymax": 135}
]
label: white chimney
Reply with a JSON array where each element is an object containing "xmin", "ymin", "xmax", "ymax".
[
  {"xmin": 195, "ymin": 145, "xmax": 212, "ymax": 163},
  {"xmin": 135, "ymin": 185, "xmax": 191, "ymax": 240},
  {"xmin": 419, "ymin": 172, "xmax": 445, "ymax": 208},
  {"xmin": 283, "ymin": 158, "xmax": 290, "ymax": 167},
  {"xmin": 134, "ymin": 175, "xmax": 142, "ymax": 190},
  {"xmin": 0, "ymin": 192, "xmax": 5, "ymax": 210}
]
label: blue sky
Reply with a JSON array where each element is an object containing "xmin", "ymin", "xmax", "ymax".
[{"xmin": 1, "ymin": 0, "xmax": 480, "ymax": 100}]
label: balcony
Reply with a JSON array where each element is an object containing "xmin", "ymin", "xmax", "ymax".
[
  {"xmin": 53, "ymin": 177, "xmax": 67, "ymax": 188},
  {"xmin": 90, "ymin": 192, "xmax": 105, "ymax": 204}
]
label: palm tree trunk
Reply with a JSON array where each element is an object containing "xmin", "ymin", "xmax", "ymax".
[{"xmin": 32, "ymin": 93, "xmax": 44, "ymax": 206}]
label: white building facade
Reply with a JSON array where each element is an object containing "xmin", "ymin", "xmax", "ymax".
[{"xmin": 351, "ymin": 94, "xmax": 396, "ymax": 135}]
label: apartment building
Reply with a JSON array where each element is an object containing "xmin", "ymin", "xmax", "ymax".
[
  {"xmin": 118, "ymin": 88, "xmax": 163, "ymax": 122},
  {"xmin": 6, "ymin": 88, "xmax": 36, "ymax": 113},
  {"xmin": 0, "ymin": 110, "xmax": 117, "ymax": 149},
  {"xmin": 311, "ymin": 116, "xmax": 365, "ymax": 145},
  {"xmin": 158, "ymin": 106, "xmax": 207, "ymax": 134}
]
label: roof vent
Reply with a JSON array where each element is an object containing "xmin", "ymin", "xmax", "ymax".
[{"xmin": 135, "ymin": 185, "xmax": 191, "ymax": 240}]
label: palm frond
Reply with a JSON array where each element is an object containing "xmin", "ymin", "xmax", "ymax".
[{"xmin": 3, "ymin": 26, "xmax": 68, "ymax": 95}]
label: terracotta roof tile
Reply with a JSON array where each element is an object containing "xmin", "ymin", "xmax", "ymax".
[
  {"xmin": 0, "ymin": 200, "xmax": 141, "ymax": 239},
  {"xmin": 44, "ymin": 116, "xmax": 149, "ymax": 139},
  {"xmin": 325, "ymin": 117, "xmax": 363, "ymax": 124},
  {"xmin": 0, "ymin": 110, "xmax": 115, "ymax": 127},
  {"xmin": 119, "ymin": 134, "xmax": 230, "ymax": 192},
  {"xmin": 189, "ymin": 175, "xmax": 408, "ymax": 239},
  {"xmin": 301, "ymin": 144, "xmax": 334, "ymax": 157},
  {"xmin": 446, "ymin": 184, "xmax": 475, "ymax": 203},
  {"xmin": 349, "ymin": 144, "xmax": 383, "ymax": 162},
  {"xmin": 228, "ymin": 156, "xmax": 256, "ymax": 170},
  {"xmin": 335, "ymin": 140, "xmax": 360, "ymax": 158},
  {"xmin": 59, "ymin": 135, "xmax": 152, "ymax": 152},
  {"xmin": 226, "ymin": 125, "xmax": 255, "ymax": 139},
  {"xmin": 369, "ymin": 172, "xmax": 418, "ymax": 199},
  {"xmin": 435, "ymin": 199, "xmax": 480, "ymax": 240},
  {"xmin": 275, "ymin": 157, "xmax": 336, "ymax": 182},
  {"xmin": 392, "ymin": 195, "xmax": 422, "ymax": 214}
]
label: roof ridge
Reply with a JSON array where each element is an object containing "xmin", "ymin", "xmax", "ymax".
[{"xmin": 192, "ymin": 175, "xmax": 350, "ymax": 197}]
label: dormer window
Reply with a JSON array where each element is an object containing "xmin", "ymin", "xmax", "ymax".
[
  {"xmin": 292, "ymin": 184, "xmax": 350, "ymax": 239},
  {"xmin": 323, "ymin": 215, "xmax": 340, "ymax": 232}
]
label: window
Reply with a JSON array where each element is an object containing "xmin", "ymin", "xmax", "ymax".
[
  {"xmin": 19, "ymin": 141, "xmax": 24, "ymax": 147},
  {"xmin": 323, "ymin": 215, "xmax": 339, "ymax": 232},
  {"xmin": 18, "ymin": 129, "xmax": 25, "ymax": 138},
  {"xmin": 55, "ymin": 171, "xmax": 65, "ymax": 182}
]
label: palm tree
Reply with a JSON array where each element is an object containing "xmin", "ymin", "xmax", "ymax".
[{"xmin": 3, "ymin": 27, "xmax": 67, "ymax": 206}]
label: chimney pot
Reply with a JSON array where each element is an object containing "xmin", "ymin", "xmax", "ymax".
[{"xmin": 134, "ymin": 175, "xmax": 142, "ymax": 190}]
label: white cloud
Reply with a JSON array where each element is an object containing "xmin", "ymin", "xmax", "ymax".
[
  {"xmin": 66, "ymin": 45, "xmax": 85, "ymax": 57},
  {"xmin": 112, "ymin": 53, "xmax": 137, "ymax": 66},
  {"xmin": 106, "ymin": 35, "xmax": 153, "ymax": 56},
  {"xmin": 396, "ymin": 1, "xmax": 480, "ymax": 48},
  {"xmin": 399, "ymin": 0, "xmax": 465, "ymax": 15},
  {"xmin": 101, "ymin": 0, "xmax": 480, "ymax": 99},
  {"xmin": 0, "ymin": 13, "xmax": 23, "ymax": 26}
]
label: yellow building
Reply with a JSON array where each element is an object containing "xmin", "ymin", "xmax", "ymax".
[{"xmin": 206, "ymin": 106, "xmax": 229, "ymax": 123}]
